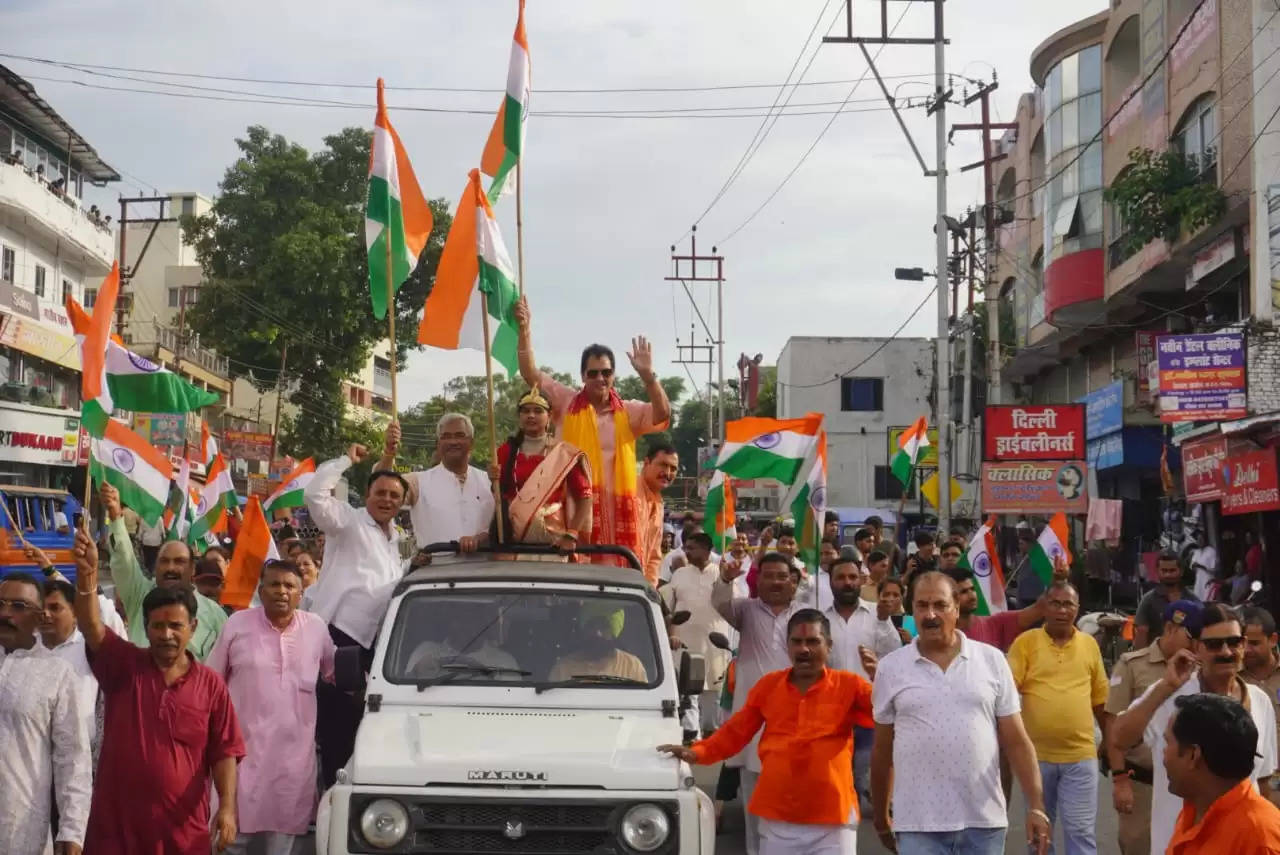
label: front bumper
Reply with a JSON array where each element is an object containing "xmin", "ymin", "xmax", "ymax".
[{"xmin": 319, "ymin": 784, "xmax": 713, "ymax": 855}]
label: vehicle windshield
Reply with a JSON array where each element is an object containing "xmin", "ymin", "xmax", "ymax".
[{"xmin": 382, "ymin": 588, "xmax": 663, "ymax": 690}]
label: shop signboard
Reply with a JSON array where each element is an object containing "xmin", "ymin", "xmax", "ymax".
[
  {"xmin": 0, "ymin": 281, "xmax": 39, "ymax": 321},
  {"xmin": 0, "ymin": 402, "xmax": 80, "ymax": 466},
  {"xmin": 1079, "ymin": 381, "xmax": 1124, "ymax": 439},
  {"xmin": 0, "ymin": 314, "xmax": 80, "ymax": 370},
  {"xmin": 1136, "ymin": 331, "xmax": 1160, "ymax": 405},
  {"xmin": 1087, "ymin": 433, "xmax": 1125, "ymax": 470},
  {"xmin": 246, "ymin": 473, "xmax": 272, "ymax": 498},
  {"xmin": 984, "ymin": 405, "xmax": 1085, "ymax": 460},
  {"xmin": 888, "ymin": 426, "xmax": 939, "ymax": 467},
  {"xmin": 133, "ymin": 413, "xmax": 187, "ymax": 449},
  {"xmin": 981, "ymin": 460, "xmax": 1089, "ymax": 514},
  {"xmin": 1156, "ymin": 332, "xmax": 1247, "ymax": 422},
  {"xmin": 1182, "ymin": 436, "xmax": 1230, "ymax": 502},
  {"xmin": 223, "ymin": 430, "xmax": 274, "ymax": 462},
  {"xmin": 1221, "ymin": 448, "xmax": 1280, "ymax": 515}
]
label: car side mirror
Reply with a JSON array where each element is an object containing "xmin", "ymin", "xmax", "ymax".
[
  {"xmin": 670, "ymin": 610, "xmax": 691, "ymax": 626},
  {"xmin": 334, "ymin": 645, "xmax": 366, "ymax": 694},
  {"xmin": 677, "ymin": 650, "xmax": 705, "ymax": 696},
  {"xmin": 708, "ymin": 631, "xmax": 732, "ymax": 652}
]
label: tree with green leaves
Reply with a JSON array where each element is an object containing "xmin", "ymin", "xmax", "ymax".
[{"xmin": 182, "ymin": 125, "xmax": 452, "ymax": 457}]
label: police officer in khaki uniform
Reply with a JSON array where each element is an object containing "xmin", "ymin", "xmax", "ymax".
[
  {"xmin": 1243, "ymin": 604, "xmax": 1280, "ymax": 807},
  {"xmin": 1104, "ymin": 599, "xmax": 1200, "ymax": 854}
]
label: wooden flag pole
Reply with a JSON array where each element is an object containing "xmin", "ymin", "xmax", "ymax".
[
  {"xmin": 0, "ymin": 495, "xmax": 32, "ymax": 551},
  {"xmin": 385, "ymin": 232, "xmax": 399, "ymax": 416},
  {"xmin": 515, "ymin": 162, "xmax": 525, "ymax": 295},
  {"xmin": 480, "ymin": 293, "xmax": 505, "ymax": 544}
]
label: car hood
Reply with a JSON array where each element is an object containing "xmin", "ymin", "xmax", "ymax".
[{"xmin": 350, "ymin": 706, "xmax": 685, "ymax": 790}]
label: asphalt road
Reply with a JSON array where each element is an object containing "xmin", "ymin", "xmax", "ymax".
[{"xmin": 695, "ymin": 763, "xmax": 1122, "ymax": 855}]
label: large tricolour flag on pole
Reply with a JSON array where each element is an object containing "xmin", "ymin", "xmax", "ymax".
[
  {"xmin": 786, "ymin": 427, "xmax": 827, "ymax": 573},
  {"xmin": 417, "ymin": 169, "xmax": 519, "ymax": 376},
  {"xmin": 890, "ymin": 415, "xmax": 929, "ymax": 488},
  {"xmin": 76, "ymin": 263, "xmax": 120, "ymax": 436},
  {"xmin": 959, "ymin": 515, "xmax": 1006, "ymax": 615},
  {"xmin": 713, "ymin": 415, "xmax": 824, "ymax": 483},
  {"xmin": 262, "ymin": 458, "xmax": 316, "ymax": 516},
  {"xmin": 164, "ymin": 458, "xmax": 193, "ymax": 542},
  {"xmin": 1030, "ymin": 512, "xmax": 1072, "ymax": 585},
  {"xmin": 703, "ymin": 470, "xmax": 736, "ymax": 552},
  {"xmin": 67, "ymin": 296, "xmax": 219, "ymax": 414},
  {"xmin": 223, "ymin": 496, "xmax": 279, "ymax": 610},
  {"xmin": 481, "ymin": 0, "xmax": 529, "ymax": 201},
  {"xmin": 89, "ymin": 418, "xmax": 173, "ymax": 526},
  {"xmin": 191, "ymin": 422, "xmax": 235, "ymax": 540},
  {"xmin": 366, "ymin": 78, "xmax": 434, "ymax": 320}
]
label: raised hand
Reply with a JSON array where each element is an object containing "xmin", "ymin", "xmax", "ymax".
[
  {"xmin": 858, "ymin": 645, "xmax": 879, "ymax": 682},
  {"xmin": 23, "ymin": 543, "xmax": 51, "ymax": 568},
  {"xmin": 347, "ymin": 443, "xmax": 369, "ymax": 465},
  {"xmin": 1163, "ymin": 648, "xmax": 1198, "ymax": 691},
  {"xmin": 72, "ymin": 525, "xmax": 98, "ymax": 589},
  {"xmin": 514, "ymin": 295, "xmax": 531, "ymax": 330},
  {"xmin": 628, "ymin": 336, "xmax": 654, "ymax": 380},
  {"xmin": 98, "ymin": 482, "xmax": 122, "ymax": 521},
  {"xmin": 384, "ymin": 421, "xmax": 401, "ymax": 456}
]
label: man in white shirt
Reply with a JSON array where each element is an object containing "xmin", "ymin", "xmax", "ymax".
[
  {"xmin": 138, "ymin": 514, "xmax": 165, "ymax": 572},
  {"xmin": 1112, "ymin": 602, "xmax": 1278, "ymax": 855},
  {"xmin": 661, "ymin": 531, "xmax": 731, "ymax": 737},
  {"xmin": 380, "ymin": 413, "xmax": 493, "ymax": 552},
  {"xmin": 304, "ymin": 442, "xmax": 409, "ymax": 787},
  {"xmin": 0, "ymin": 572, "xmax": 91, "ymax": 855},
  {"xmin": 1189, "ymin": 531, "xmax": 1219, "ymax": 601},
  {"xmin": 871, "ymin": 571, "xmax": 1049, "ymax": 855}
]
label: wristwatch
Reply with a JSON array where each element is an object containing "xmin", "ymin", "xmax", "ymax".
[{"xmin": 39, "ymin": 564, "xmax": 55, "ymax": 578}]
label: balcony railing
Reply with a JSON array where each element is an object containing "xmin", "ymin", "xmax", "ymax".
[
  {"xmin": 133, "ymin": 321, "xmax": 229, "ymax": 378},
  {"xmin": 0, "ymin": 159, "xmax": 115, "ymax": 267},
  {"xmin": 373, "ymin": 365, "xmax": 393, "ymax": 396}
]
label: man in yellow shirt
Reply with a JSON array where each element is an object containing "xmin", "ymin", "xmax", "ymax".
[{"xmin": 1007, "ymin": 580, "xmax": 1109, "ymax": 854}]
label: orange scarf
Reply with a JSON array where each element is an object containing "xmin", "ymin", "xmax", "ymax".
[{"xmin": 561, "ymin": 389, "xmax": 639, "ymax": 561}]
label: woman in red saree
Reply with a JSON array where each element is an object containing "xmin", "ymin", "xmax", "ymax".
[{"xmin": 495, "ymin": 388, "xmax": 593, "ymax": 544}]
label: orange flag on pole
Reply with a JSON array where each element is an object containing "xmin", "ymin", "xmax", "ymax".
[{"xmin": 222, "ymin": 496, "xmax": 279, "ymax": 609}]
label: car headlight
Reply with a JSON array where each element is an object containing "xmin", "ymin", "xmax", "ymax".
[
  {"xmin": 620, "ymin": 803, "xmax": 671, "ymax": 852},
  {"xmin": 360, "ymin": 798, "xmax": 410, "ymax": 849}
]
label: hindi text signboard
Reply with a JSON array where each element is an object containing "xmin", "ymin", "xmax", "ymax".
[
  {"xmin": 1156, "ymin": 332, "xmax": 1247, "ymax": 422},
  {"xmin": 981, "ymin": 460, "xmax": 1089, "ymax": 514},
  {"xmin": 984, "ymin": 405, "xmax": 1086, "ymax": 460}
]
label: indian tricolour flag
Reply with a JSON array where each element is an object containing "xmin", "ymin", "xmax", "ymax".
[
  {"xmin": 366, "ymin": 77, "xmax": 434, "ymax": 320},
  {"xmin": 1030, "ymin": 512, "xmax": 1073, "ymax": 585},
  {"xmin": 67, "ymin": 296, "xmax": 219, "ymax": 414},
  {"xmin": 164, "ymin": 457, "xmax": 193, "ymax": 542},
  {"xmin": 959, "ymin": 515, "xmax": 1007, "ymax": 615},
  {"xmin": 262, "ymin": 458, "xmax": 316, "ymax": 516},
  {"xmin": 703, "ymin": 470, "xmax": 736, "ymax": 552},
  {"xmin": 890, "ymin": 415, "xmax": 930, "ymax": 488},
  {"xmin": 191, "ymin": 422, "xmax": 235, "ymax": 540},
  {"xmin": 76, "ymin": 263, "xmax": 120, "ymax": 436},
  {"xmin": 786, "ymin": 427, "xmax": 827, "ymax": 571},
  {"xmin": 714, "ymin": 415, "xmax": 824, "ymax": 483},
  {"xmin": 416, "ymin": 169, "xmax": 519, "ymax": 376},
  {"xmin": 480, "ymin": 0, "xmax": 529, "ymax": 201},
  {"xmin": 90, "ymin": 418, "xmax": 173, "ymax": 526}
]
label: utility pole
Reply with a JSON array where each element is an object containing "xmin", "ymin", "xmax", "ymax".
[
  {"xmin": 826, "ymin": 0, "xmax": 955, "ymax": 532},
  {"xmin": 665, "ymin": 226, "xmax": 727, "ymax": 444},
  {"xmin": 116, "ymin": 195, "xmax": 176, "ymax": 338}
]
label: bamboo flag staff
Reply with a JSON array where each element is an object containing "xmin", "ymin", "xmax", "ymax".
[{"xmin": 366, "ymin": 77, "xmax": 434, "ymax": 416}]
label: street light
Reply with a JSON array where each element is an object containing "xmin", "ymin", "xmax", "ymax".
[{"xmin": 894, "ymin": 267, "xmax": 935, "ymax": 282}]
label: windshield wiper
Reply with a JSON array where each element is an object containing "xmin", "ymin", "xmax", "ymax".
[
  {"xmin": 534, "ymin": 674, "xmax": 648, "ymax": 694},
  {"xmin": 414, "ymin": 663, "xmax": 531, "ymax": 690}
]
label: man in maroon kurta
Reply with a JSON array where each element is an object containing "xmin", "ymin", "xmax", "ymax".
[{"xmin": 72, "ymin": 525, "xmax": 245, "ymax": 853}]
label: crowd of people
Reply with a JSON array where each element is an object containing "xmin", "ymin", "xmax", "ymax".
[{"xmin": 3, "ymin": 309, "xmax": 1280, "ymax": 855}]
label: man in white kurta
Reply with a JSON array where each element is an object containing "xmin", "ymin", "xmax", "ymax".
[
  {"xmin": 662, "ymin": 531, "xmax": 731, "ymax": 736},
  {"xmin": 0, "ymin": 573, "xmax": 91, "ymax": 854}
]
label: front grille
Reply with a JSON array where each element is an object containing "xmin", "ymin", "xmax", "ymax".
[{"xmin": 351, "ymin": 796, "xmax": 677, "ymax": 855}]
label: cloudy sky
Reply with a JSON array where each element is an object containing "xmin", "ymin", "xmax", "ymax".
[{"xmin": 10, "ymin": 0, "xmax": 1103, "ymax": 407}]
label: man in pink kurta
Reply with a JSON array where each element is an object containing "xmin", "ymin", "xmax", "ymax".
[
  {"xmin": 515, "ymin": 297, "xmax": 672, "ymax": 570},
  {"xmin": 206, "ymin": 559, "xmax": 336, "ymax": 855}
]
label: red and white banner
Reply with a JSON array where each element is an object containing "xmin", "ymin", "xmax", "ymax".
[
  {"xmin": 984, "ymin": 405, "xmax": 1086, "ymax": 461},
  {"xmin": 1221, "ymin": 448, "xmax": 1280, "ymax": 515},
  {"xmin": 1181, "ymin": 436, "xmax": 1230, "ymax": 503}
]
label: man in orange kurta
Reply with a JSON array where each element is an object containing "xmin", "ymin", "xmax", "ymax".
[
  {"xmin": 514, "ymin": 297, "xmax": 670, "ymax": 568},
  {"xmin": 635, "ymin": 444, "xmax": 679, "ymax": 585},
  {"xmin": 659, "ymin": 608, "xmax": 874, "ymax": 855}
]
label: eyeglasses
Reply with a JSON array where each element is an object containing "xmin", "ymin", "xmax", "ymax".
[
  {"xmin": 0, "ymin": 599, "xmax": 39, "ymax": 614},
  {"xmin": 585, "ymin": 368, "xmax": 614, "ymax": 379},
  {"xmin": 1202, "ymin": 636, "xmax": 1245, "ymax": 651}
]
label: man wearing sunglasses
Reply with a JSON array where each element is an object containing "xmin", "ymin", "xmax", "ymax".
[
  {"xmin": 1113, "ymin": 602, "xmax": 1278, "ymax": 855},
  {"xmin": 514, "ymin": 296, "xmax": 671, "ymax": 567}
]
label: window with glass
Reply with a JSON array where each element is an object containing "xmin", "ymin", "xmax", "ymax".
[
  {"xmin": 382, "ymin": 589, "xmax": 662, "ymax": 689},
  {"xmin": 1042, "ymin": 45, "xmax": 1105, "ymax": 265},
  {"xmin": 167, "ymin": 287, "xmax": 180, "ymax": 308},
  {"xmin": 61, "ymin": 279, "xmax": 73, "ymax": 303},
  {"xmin": 84, "ymin": 288, "xmax": 97, "ymax": 309},
  {"xmin": 34, "ymin": 266, "xmax": 46, "ymax": 298},
  {"xmin": 1174, "ymin": 96, "xmax": 1217, "ymax": 181},
  {"xmin": 1, "ymin": 247, "xmax": 14, "ymax": 283}
]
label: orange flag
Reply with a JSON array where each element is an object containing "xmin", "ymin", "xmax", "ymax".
[{"xmin": 223, "ymin": 496, "xmax": 279, "ymax": 609}]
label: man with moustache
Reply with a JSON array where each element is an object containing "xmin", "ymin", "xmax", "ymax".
[
  {"xmin": 824, "ymin": 556, "xmax": 901, "ymax": 815},
  {"xmin": 1133, "ymin": 551, "xmax": 1198, "ymax": 649},
  {"xmin": 715, "ymin": 552, "xmax": 804, "ymax": 855},
  {"xmin": 871, "ymin": 572, "xmax": 1050, "ymax": 855},
  {"xmin": 207, "ymin": 558, "xmax": 335, "ymax": 855},
  {"xmin": 660, "ymin": 609, "xmax": 876, "ymax": 855},
  {"xmin": 1113, "ymin": 603, "xmax": 1278, "ymax": 855},
  {"xmin": 72, "ymin": 528, "xmax": 244, "ymax": 853},
  {"xmin": 0, "ymin": 572, "xmax": 90, "ymax": 855},
  {"xmin": 1007, "ymin": 581, "xmax": 1110, "ymax": 854},
  {"xmin": 1106, "ymin": 601, "xmax": 1200, "ymax": 853},
  {"xmin": 637, "ymin": 444, "xmax": 678, "ymax": 585},
  {"xmin": 946, "ymin": 563, "xmax": 1059, "ymax": 653},
  {"xmin": 100, "ymin": 482, "xmax": 227, "ymax": 659},
  {"xmin": 304, "ymin": 442, "xmax": 411, "ymax": 786}
]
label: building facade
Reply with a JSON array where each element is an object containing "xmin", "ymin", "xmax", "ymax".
[
  {"xmin": 777, "ymin": 337, "xmax": 956, "ymax": 513},
  {"xmin": 988, "ymin": 0, "xmax": 1280, "ymax": 591},
  {"xmin": 0, "ymin": 66, "xmax": 118, "ymax": 488}
]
